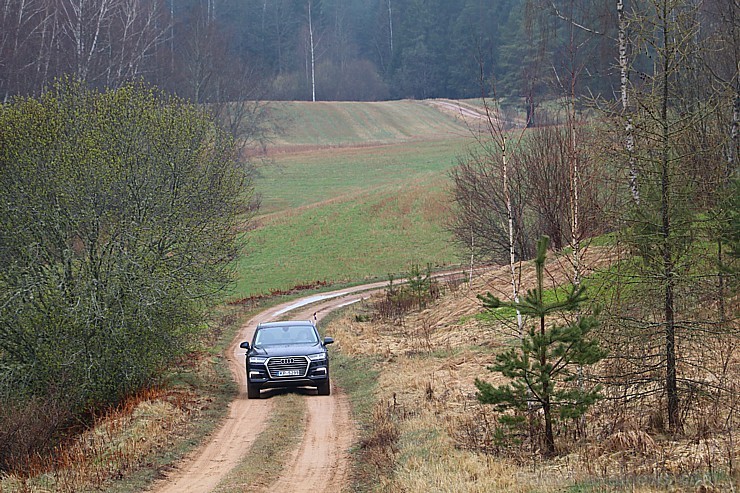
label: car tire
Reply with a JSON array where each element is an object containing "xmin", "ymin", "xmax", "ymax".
[
  {"xmin": 317, "ymin": 379, "xmax": 330, "ymax": 396},
  {"xmin": 247, "ymin": 383, "xmax": 261, "ymax": 399}
]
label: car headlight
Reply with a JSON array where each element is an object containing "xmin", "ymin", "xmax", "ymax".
[
  {"xmin": 307, "ymin": 353, "xmax": 327, "ymax": 361},
  {"xmin": 249, "ymin": 356, "xmax": 267, "ymax": 364}
]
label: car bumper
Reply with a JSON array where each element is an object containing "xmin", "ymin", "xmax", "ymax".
[{"xmin": 248, "ymin": 364, "xmax": 329, "ymax": 389}]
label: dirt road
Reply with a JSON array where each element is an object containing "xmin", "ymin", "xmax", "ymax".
[
  {"xmin": 150, "ymin": 283, "xmax": 386, "ymax": 493},
  {"xmin": 428, "ymin": 98, "xmax": 524, "ymax": 129}
]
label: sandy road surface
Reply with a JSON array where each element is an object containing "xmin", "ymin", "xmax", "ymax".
[
  {"xmin": 150, "ymin": 282, "xmax": 386, "ymax": 493},
  {"xmin": 428, "ymin": 99, "xmax": 524, "ymax": 130}
]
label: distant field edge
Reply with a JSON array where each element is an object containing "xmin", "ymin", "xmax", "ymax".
[{"xmin": 257, "ymin": 98, "xmax": 480, "ymax": 153}]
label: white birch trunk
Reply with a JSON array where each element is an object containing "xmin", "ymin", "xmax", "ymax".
[
  {"xmin": 309, "ymin": 0, "xmax": 316, "ymax": 102},
  {"xmin": 501, "ymin": 140, "xmax": 524, "ymax": 338},
  {"xmin": 481, "ymin": 95, "xmax": 524, "ymax": 339},
  {"xmin": 570, "ymin": 112, "xmax": 581, "ymax": 289},
  {"xmin": 730, "ymin": 92, "xmax": 739, "ymax": 167},
  {"xmin": 469, "ymin": 197, "xmax": 474, "ymax": 285},
  {"xmin": 387, "ymin": 0, "xmax": 393, "ymax": 54},
  {"xmin": 618, "ymin": 0, "xmax": 640, "ymax": 204},
  {"xmin": 114, "ymin": 0, "xmax": 164, "ymax": 84},
  {"xmin": 568, "ymin": 23, "xmax": 584, "ymax": 434}
]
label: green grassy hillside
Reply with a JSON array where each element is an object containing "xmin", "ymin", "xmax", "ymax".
[
  {"xmin": 234, "ymin": 100, "xmax": 472, "ymax": 298},
  {"xmin": 256, "ymin": 137, "xmax": 468, "ymax": 215},
  {"xmin": 236, "ymin": 180, "xmax": 458, "ymax": 298}
]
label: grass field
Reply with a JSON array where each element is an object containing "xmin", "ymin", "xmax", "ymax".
[
  {"xmin": 232, "ymin": 100, "xmax": 475, "ymax": 299},
  {"xmin": 255, "ymin": 137, "xmax": 469, "ymax": 214},
  {"xmin": 266, "ymin": 100, "xmax": 472, "ymax": 149},
  {"xmin": 235, "ymin": 178, "xmax": 460, "ymax": 298}
]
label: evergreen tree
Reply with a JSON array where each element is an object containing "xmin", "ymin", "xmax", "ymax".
[{"xmin": 475, "ymin": 236, "xmax": 606, "ymax": 456}]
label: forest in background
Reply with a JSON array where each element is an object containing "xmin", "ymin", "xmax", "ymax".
[{"xmin": 2, "ymin": 0, "xmax": 624, "ymax": 106}]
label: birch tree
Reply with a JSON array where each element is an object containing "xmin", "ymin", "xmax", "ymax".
[
  {"xmin": 0, "ymin": 0, "xmax": 168, "ymax": 96},
  {"xmin": 105, "ymin": 0, "xmax": 167, "ymax": 86},
  {"xmin": 0, "ymin": 0, "xmax": 48, "ymax": 99},
  {"xmin": 307, "ymin": 0, "xmax": 317, "ymax": 101},
  {"xmin": 607, "ymin": 0, "xmax": 726, "ymax": 433},
  {"xmin": 618, "ymin": 0, "xmax": 641, "ymax": 204},
  {"xmin": 450, "ymin": 68, "xmax": 532, "ymax": 339}
]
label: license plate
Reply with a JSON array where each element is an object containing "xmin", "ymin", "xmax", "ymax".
[{"xmin": 277, "ymin": 370, "xmax": 300, "ymax": 377}]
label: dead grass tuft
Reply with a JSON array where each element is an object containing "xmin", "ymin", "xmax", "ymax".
[{"xmin": 604, "ymin": 430, "xmax": 658, "ymax": 455}]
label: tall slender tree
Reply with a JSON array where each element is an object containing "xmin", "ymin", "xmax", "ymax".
[{"xmin": 607, "ymin": 0, "xmax": 729, "ymax": 433}]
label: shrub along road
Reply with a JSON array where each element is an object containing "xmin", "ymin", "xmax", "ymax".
[{"xmin": 148, "ymin": 282, "xmax": 388, "ymax": 493}]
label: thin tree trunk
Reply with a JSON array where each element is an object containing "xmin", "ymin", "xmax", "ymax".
[
  {"xmin": 618, "ymin": 0, "xmax": 640, "ymax": 204},
  {"xmin": 502, "ymin": 145, "xmax": 524, "ymax": 337},
  {"xmin": 469, "ymin": 198, "xmax": 474, "ymax": 285},
  {"xmin": 540, "ymin": 297, "xmax": 555, "ymax": 455},
  {"xmin": 387, "ymin": 0, "xmax": 393, "ymax": 54},
  {"xmin": 309, "ymin": 0, "xmax": 316, "ymax": 102},
  {"xmin": 565, "ymin": 1, "xmax": 584, "ymax": 436},
  {"xmin": 660, "ymin": 0, "xmax": 679, "ymax": 432},
  {"xmin": 479, "ymin": 85, "xmax": 524, "ymax": 338}
]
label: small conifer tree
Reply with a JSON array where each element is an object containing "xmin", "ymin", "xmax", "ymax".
[{"xmin": 475, "ymin": 236, "xmax": 606, "ymax": 456}]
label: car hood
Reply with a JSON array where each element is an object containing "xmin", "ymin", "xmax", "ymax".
[{"xmin": 250, "ymin": 343, "xmax": 324, "ymax": 357}]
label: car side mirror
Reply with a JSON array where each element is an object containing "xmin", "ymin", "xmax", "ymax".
[
  {"xmin": 323, "ymin": 336, "xmax": 334, "ymax": 345},
  {"xmin": 239, "ymin": 341, "xmax": 250, "ymax": 350}
]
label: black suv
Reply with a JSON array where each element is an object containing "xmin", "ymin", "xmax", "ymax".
[{"xmin": 239, "ymin": 320, "xmax": 334, "ymax": 399}]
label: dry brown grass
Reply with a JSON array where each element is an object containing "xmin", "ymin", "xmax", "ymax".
[
  {"xmin": 0, "ymin": 387, "xmax": 195, "ymax": 493},
  {"xmin": 327, "ymin": 245, "xmax": 739, "ymax": 492}
]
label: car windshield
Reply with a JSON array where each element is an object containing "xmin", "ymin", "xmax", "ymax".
[{"xmin": 254, "ymin": 326, "xmax": 318, "ymax": 346}]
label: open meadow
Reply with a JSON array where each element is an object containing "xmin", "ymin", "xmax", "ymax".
[{"xmin": 233, "ymin": 99, "xmax": 479, "ymax": 299}]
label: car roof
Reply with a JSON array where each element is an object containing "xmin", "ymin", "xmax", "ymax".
[{"xmin": 256, "ymin": 320, "xmax": 315, "ymax": 329}]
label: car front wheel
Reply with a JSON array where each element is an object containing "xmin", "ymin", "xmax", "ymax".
[
  {"xmin": 317, "ymin": 379, "xmax": 330, "ymax": 396},
  {"xmin": 247, "ymin": 383, "xmax": 261, "ymax": 399}
]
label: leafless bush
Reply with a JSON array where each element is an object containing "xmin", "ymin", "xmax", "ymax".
[
  {"xmin": 373, "ymin": 267, "xmax": 443, "ymax": 325},
  {"xmin": 448, "ymin": 404, "xmax": 498, "ymax": 455},
  {"xmin": 0, "ymin": 395, "xmax": 72, "ymax": 473},
  {"xmin": 442, "ymin": 274, "xmax": 465, "ymax": 294},
  {"xmin": 373, "ymin": 290, "xmax": 415, "ymax": 325},
  {"xmin": 413, "ymin": 317, "xmax": 435, "ymax": 354}
]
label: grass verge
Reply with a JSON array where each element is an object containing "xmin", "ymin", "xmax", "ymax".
[
  {"xmin": 321, "ymin": 249, "xmax": 738, "ymax": 493},
  {"xmin": 320, "ymin": 307, "xmax": 387, "ymax": 492}
]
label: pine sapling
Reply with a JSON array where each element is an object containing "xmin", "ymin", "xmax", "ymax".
[{"xmin": 475, "ymin": 235, "xmax": 606, "ymax": 456}]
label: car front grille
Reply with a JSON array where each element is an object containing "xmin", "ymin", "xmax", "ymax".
[{"xmin": 266, "ymin": 356, "xmax": 309, "ymax": 379}]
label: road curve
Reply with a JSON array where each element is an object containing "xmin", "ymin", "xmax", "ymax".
[{"xmin": 149, "ymin": 282, "xmax": 385, "ymax": 493}]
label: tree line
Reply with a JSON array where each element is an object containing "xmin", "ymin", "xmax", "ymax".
[
  {"xmin": 1, "ymin": 0, "xmax": 618, "ymax": 104},
  {"xmin": 453, "ymin": 0, "xmax": 738, "ymax": 454}
]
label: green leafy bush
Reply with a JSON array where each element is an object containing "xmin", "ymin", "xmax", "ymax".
[{"xmin": 0, "ymin": 79, "xmax": 252, "ymax": 459}]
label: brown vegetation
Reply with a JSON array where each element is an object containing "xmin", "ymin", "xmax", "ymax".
[
  {"xmin": 1, "ymin": 388, "xmax": 194, "ymax": 492},
  {"xmin": 326, "ymin": 246, "xmax": 738, "ymax": 492},
  {"xmin": 0, "ymin": 304, "xmax": 247, "ymax": 493}
]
